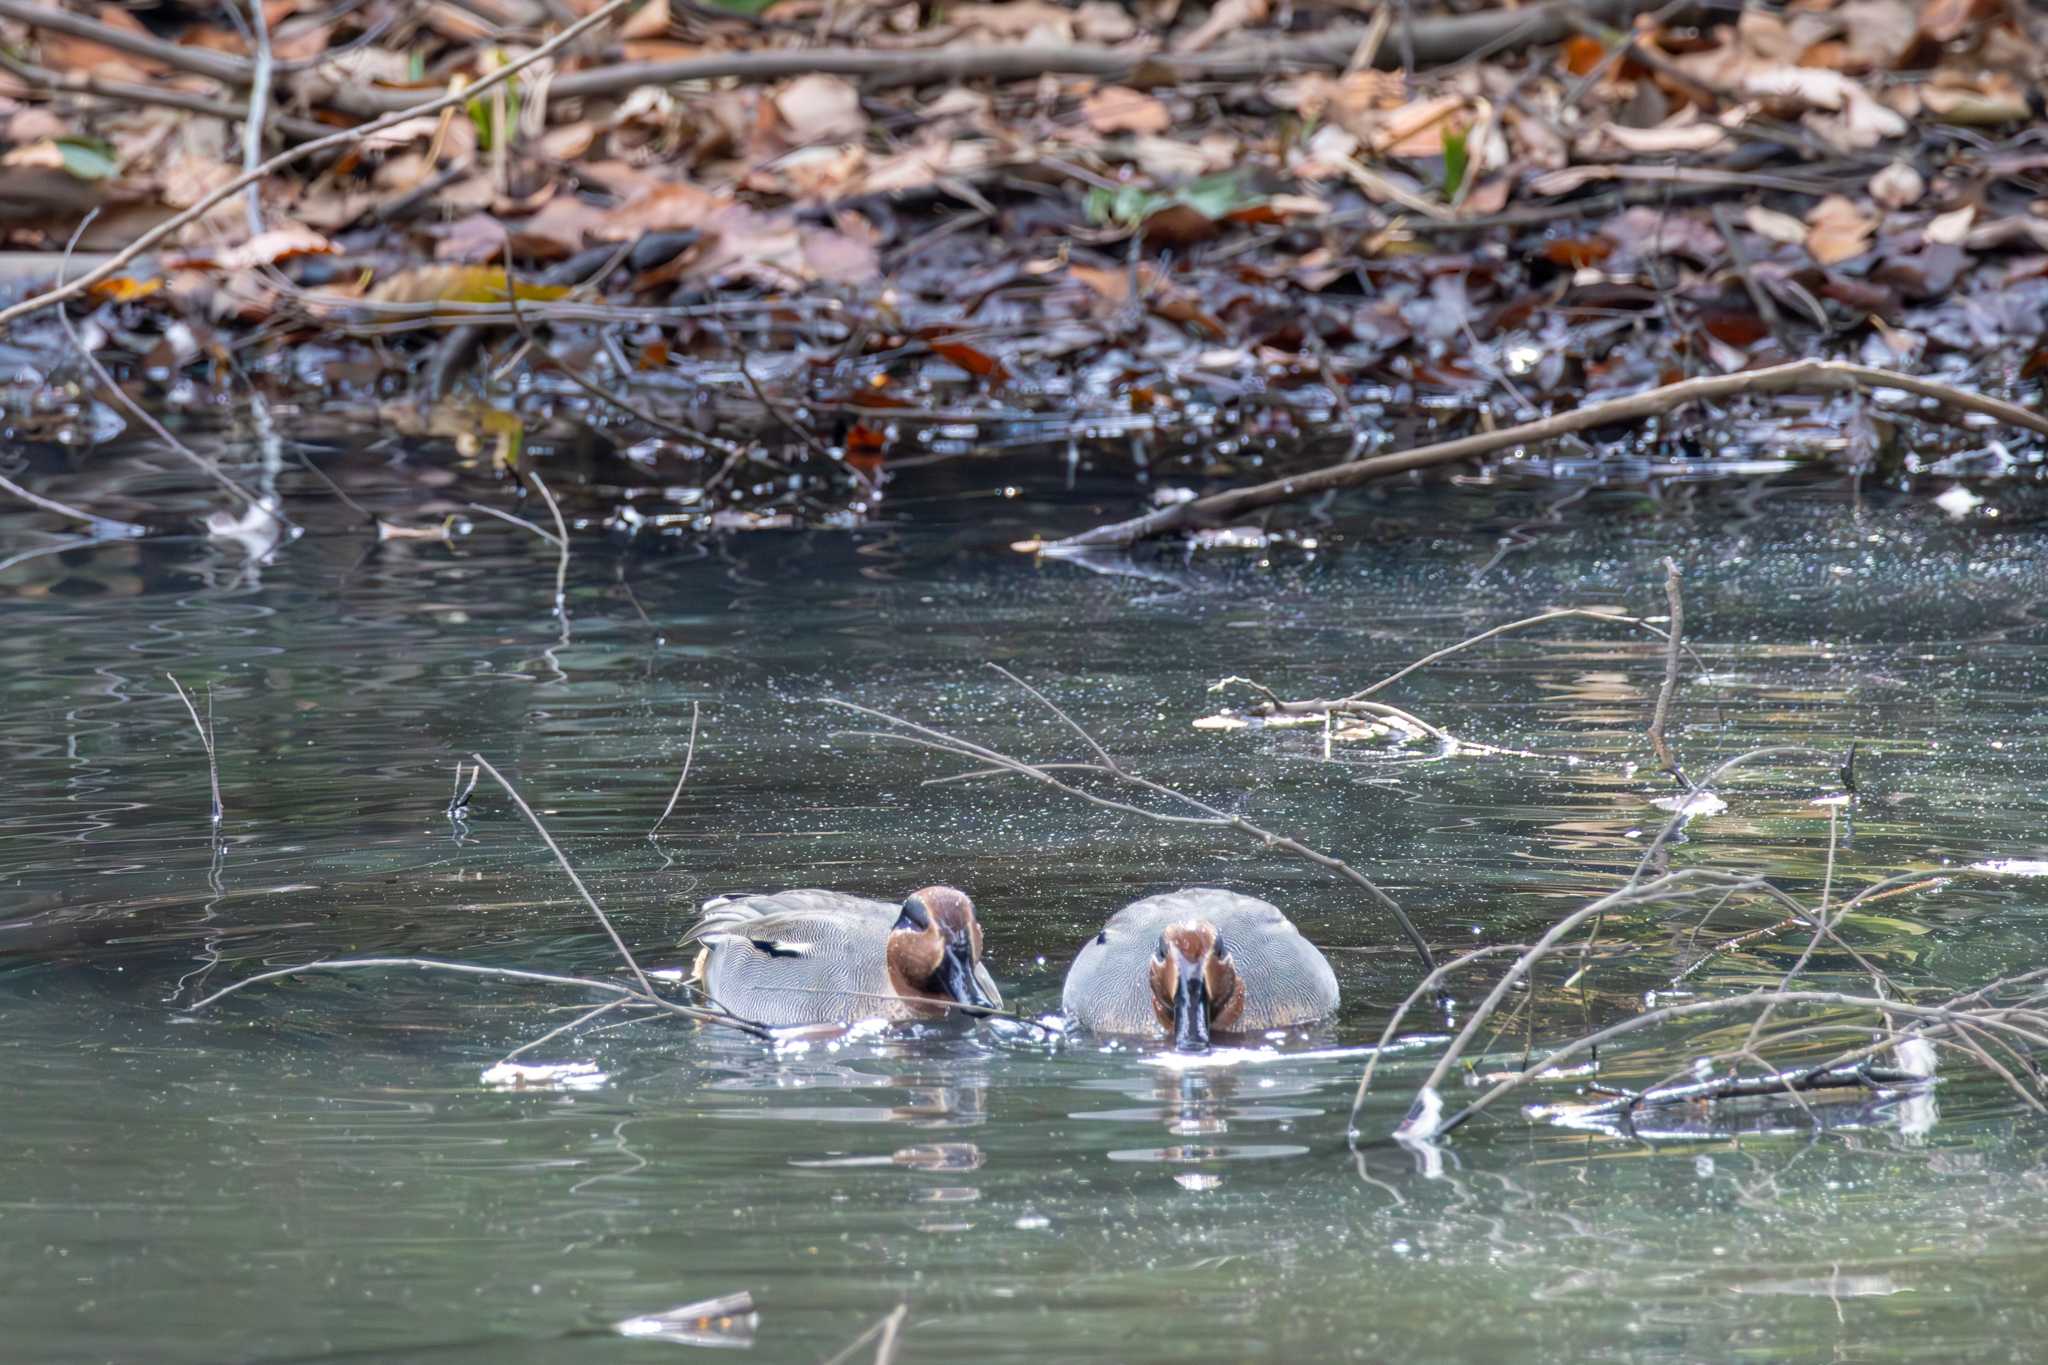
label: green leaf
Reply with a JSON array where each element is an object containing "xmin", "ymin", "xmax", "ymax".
[
  {"xmin": 54, "ymin": 137, "xmax": 117, "ymax": 181},
  {"xmin": 695, "ymin": 0, "xmax": 780, "ymax": 13},
  {"xmin": 1441, "ymin": 126, "xmax": 1468, "ymax": 199},
  {"xmin": 1177, "ymin": 172, "xmax": 1258, "ymax": 221}
]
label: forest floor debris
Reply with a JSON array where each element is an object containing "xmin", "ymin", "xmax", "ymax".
[{"xmin": 1, "ymin": 0, "xmax": 2045, "ymax": 534}]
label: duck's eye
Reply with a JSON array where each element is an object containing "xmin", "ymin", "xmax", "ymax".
[
  {"xmin": 894, "ymin": 896, "xmax": 931, "ymax": 932},
  {"xmin": 1152, "ymin": 938, "xmax": 1169, "ymax": 964},
  {"xmin": 1213, "ymin": 941, "xmax": 1231, "ymax": 962}
]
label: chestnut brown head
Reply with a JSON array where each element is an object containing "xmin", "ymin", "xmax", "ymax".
[
  {"xmin": 885, "ymin": 886, "xmax": 995, "ymax": 1015},
  {"xmin": 1147, "ymin": 920, "xmax": 1243, "ymax": 1052}
]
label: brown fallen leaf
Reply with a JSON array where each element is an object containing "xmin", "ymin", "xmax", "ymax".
[
  {"xmin": 775, "ymin": 74, "xmax": 865, "ymax": 144},
  {"xmin": 1176, "ymin": 0, "xmax": 1267, "ymax": 53},
  {"xmin": 1744, "ymin": 205, "xmax": 1809, "ymax": 246},
  {"xmin": 165, "ymin": 225, "xmax": 336, "ymax": 273},
  {"xmin": 432, "ymin": 213, "xmax": 511, "ymax": 263},
  {"xmin": 1082, "ymin": 86, "xmax": 1172, "ymax": 136},
  {"xmin": 927, "ymin": 339, "xmax": 1009, "ymax": 382},
  {"xmin": 1917, "ymin": 0, "xmax": 1991, "ymax": 44},
  {"xmin": 1921, "ymin": 75, "xmax": 2029, "ymax": 126},
  {"xmin": 1868, "ymin": 160, "xmax": 1925, "ymax": 209},
  {"xmin": 1806, "ymin": 194, "xmax": 1875, "ymax": 266}
]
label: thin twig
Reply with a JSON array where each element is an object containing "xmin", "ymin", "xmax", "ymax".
[
  {"xmin": 166, "ymin": 673, "xmax": 222, "ymax": 828},
  {"xmin": 819, "ymin": 1305, "xmax": 910, "ymax": 1365},
  {"xmin": 1645, "ymin": 558, "xmax": 1687, "ymax": 784},
  {"xmin": 0, "ymin": 470, "xmax": 149, "ymax": 537},
  {"xmin": 465, "ymin": 501, "xmax": 563, "ymax": 546},
  {"xmin": 527, "ymin": 470, "xmax": 571, "ymax": 620},
  {"xmin": 240, "ymin": 0, "xmax": 273, "ymax": 237},
  {"xmin": 468, "ymin": 751, "xmax": 660, "ymax": 999},
  {"xmin": 649, "ymin": 701, "xmax": 702, "ymax": 838},
  {"xmin": 495, "ymin": 997, "xmax": 634, "ymax": 1067}
]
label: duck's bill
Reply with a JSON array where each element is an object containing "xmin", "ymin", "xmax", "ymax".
[
  {"xmin": 1172, "ymin": 974, "xmax": 1211, "ymax": 1053},
  {"xmin": 935, "ymin": 942, "xmax": 996, "ymax": 1011}
]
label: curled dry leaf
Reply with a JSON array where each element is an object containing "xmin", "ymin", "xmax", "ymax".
[
  {"xmin": 1082, "ymin": 86, "xmax": 1172, "ymax": 136},
  {"xmin": 1599, "ymin": 120, "xmax": 1730, "ymax": 155},
  {"xmin": 1869, "ymin": 160, "xmax": 1925, "ymax": 209},
  {"xmin": 1805, "ymin": 194, "xmax": 1875, "ymax": 266}
]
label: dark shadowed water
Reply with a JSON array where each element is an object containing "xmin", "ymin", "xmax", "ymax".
[{"xmin": 8, "ymin": 451, "xmax": 2048, "ymax": 1364}]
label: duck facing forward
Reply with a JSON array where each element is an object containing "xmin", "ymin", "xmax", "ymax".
[
  {"xmin": 687, "ymin": 886, "xmax": 1001, "ymax": 1027},
  {"xmin": 1062, "ymin": 889, "xmax": 1338, "ymax": 1051}
]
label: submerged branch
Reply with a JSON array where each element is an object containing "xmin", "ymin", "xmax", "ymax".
[{"xmin": 1042, "ymin": 361, "xmax": 2048, "ymax": 550}]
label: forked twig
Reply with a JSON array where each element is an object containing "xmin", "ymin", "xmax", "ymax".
[{"xmin": 819, "ymin": 1304, "xmax": 910, "ymax": 1365}]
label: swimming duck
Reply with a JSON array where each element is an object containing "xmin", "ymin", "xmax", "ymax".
[
  {"xmin": 1061, "ymin": 889, "xmax": 1338, "ymax": 1051},
  {"xmin": 687, "ymin": 886, "xmax": 1001, "ymax": 1027}
]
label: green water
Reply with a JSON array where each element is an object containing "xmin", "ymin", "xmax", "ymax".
[{"xmin": 7, "ymin": 455, "xmax": 2048, "ymax": 1363}]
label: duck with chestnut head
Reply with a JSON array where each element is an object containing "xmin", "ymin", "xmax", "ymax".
[
  {"xmin": 1061, "ymin": 889, "xmax": 1337, "ymax": 1052},
  {"xmin": 687, "ymin": 886, "xmax": 1001, "ymax": 1027}
]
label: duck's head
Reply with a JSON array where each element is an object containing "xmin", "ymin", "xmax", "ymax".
[
  {"xmin": 886, "ymin": 886, "xmax": 996, "ymax": 1015},
  {"xmin": 1148, "ymin": 920, "xmax": 1243, "ymax": 1053}
]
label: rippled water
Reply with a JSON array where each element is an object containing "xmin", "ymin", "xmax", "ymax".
[{"xmin": 8, "ymin": 452, "xmax": 2048, "ymax": 1363}]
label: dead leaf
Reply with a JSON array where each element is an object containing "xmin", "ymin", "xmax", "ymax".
[
  {"xmin": 949, "ymin": 1, "xmax": 1075, "ymax": 40},
  {"xmin": 369, "ymin": 265, "xmax": 570, "ymax": 306},
  {"xmin": 619, "ymin": 0, "xmax": 670, "ymax": 40},
  {"xmin": 1083, "ymin": 85, "xmax": 1172, "ymax": 136},
  {"xmin": 88, "ymin": 275, "xmax": 163, "ymax": 302},
  {"xmin": 798, "ymin": 224, "xmax": 877, "ymax": 284},
  {"xmin": 432, "ymin": 213, "xmax": 511, "ymax": 263},
  {"xmin": 1917, "ymin": 0, "xmax": 1991, "ymax": 43},
  {"xmin": 1074, "ymin": 1, "xmax": 1138, "ymax": 42},
  {"xmin": 1744, "ymin": 204, "xmax": 1808, "ymax": 245},
  {"xmin": 1868, "ymin": 160, "xmax": 1925, "ymax": 209},
  {"xmin": 775, "ymin": 74, "xmax": 865, "ymax": 143},
  {"xmin": 1833, "ymin": 0, "xmax": 1917, "ymax": 70},
  {"xmin": 1599, "ymin": 120, "xmax": 1730, "ymax": 155},
  {"xmin": 1176, "ymin": 0, "xmax": 1266, "ymax": 53},
  {"xmin": 1925, "ymin": 205, "xmax": 1976, "ymax": 246},
  {"xmin": 165, "ymin": 225, "xmax": 336, "ymax": 272},
  {"xmin": 508, "ymin": 196, "xmax": 609, "ymax": 258},
  {"xmin": 927, "ymin": 339, "xmax": 1009, "ymax": 382},
  {"xmin": 595, "ymin": 180, "xmax": 727, "ymax": 239},
  {"xmin": 1373, "ymin": 95, "xmax": 1466, "ymax": 157},
  {"xmin": 1921, "ymin": 77, "xmax": 2030, "ymax": 126},
  {"xmin": 1805, "ymin": 194, "xmax": 1875, "ymax": 266},
  {"xmin": 536, "ymin": 123, "xmax": 598, "ymax": 161}
]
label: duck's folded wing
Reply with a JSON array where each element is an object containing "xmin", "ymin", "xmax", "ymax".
[{"xmin": 683, "ymin": 891, "xmax": 893, "ymax": 957}]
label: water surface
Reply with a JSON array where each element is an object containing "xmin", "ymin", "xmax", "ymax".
[{"xmin": 6, "ymin": 453, "xmax": 2048, "ymax": 1363}]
